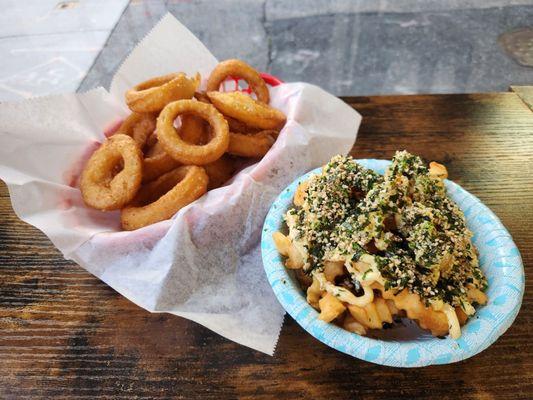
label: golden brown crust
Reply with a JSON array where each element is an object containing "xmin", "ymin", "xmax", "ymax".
[
  {"xmin": 80, "ymin": 134, "xmax": 142, "ymax": 211},
  {"xmin": 207, "ymin": 91, "xmax": 286, "ymax": 130},
  {"xmin": 142, "ymin": 152, "xmax": 181, "ymax": 183},
  {"xmin": 227, "ymin": 131, "xmax": 276, "ymax": 158},
  {"xmin": 125, "ymin": 73, "xmax": 199, "ymax": 113},
  {"xmin": 157, "ymin": 100, "xmax": 230, "ymax": 165},
  {"xmin": 207, "ymin": 59, "xmax": 270, "ymax": 103},
  {"xmin": 121, "ymin": 166, "xmax": 208, "ymax": 230}
]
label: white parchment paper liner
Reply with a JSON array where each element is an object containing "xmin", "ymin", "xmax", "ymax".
[{"xmin": 0, "ymin": 14, "xmax": 361, "ymax": 355}]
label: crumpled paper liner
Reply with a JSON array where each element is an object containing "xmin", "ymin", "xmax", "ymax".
[{"xmin": 0, "ymin": 14, "xmax": 361, "ymax": 355}]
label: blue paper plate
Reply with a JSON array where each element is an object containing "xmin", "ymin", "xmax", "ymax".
[{"xmin": 261, "ymin": 159, "xmax": 524, "ymax": 367}]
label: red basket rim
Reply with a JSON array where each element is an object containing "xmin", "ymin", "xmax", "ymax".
[{"xmin": 260, "ymin": 72, "xmax": 283, "ymax": 86}]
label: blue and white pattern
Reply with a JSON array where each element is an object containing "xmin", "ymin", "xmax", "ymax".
[{"xmin": 261, "ymin": 159, "xmax": 524, "ymax": 367}]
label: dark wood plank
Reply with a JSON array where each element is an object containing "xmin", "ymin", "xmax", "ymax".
[{"xmin": 1, "ymin": 92, "xmax": 532, "ymax": 399}]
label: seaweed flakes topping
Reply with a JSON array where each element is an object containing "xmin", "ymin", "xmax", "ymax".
[
  {"xmin": 288, "ymin": 155, "xmax": 382, "ymax": 271},
  {"xmin": 285, "ymin": 151, "xmax": 487, "ymax": 308}
]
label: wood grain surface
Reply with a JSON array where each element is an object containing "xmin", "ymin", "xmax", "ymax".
[
  {"xmin": 510, "ymin": 85, "xmax": 533, "ymax": 111},
  {"xmin": 1, "ymin": 92, "xmax": 532, "ymax": 399}
]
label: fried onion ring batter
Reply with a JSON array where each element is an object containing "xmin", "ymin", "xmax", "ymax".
[
  {"xmin": 126, "ymin": 72, "xmax": 199, "ymax": 113},
  {"xmin": 207, "ymin": 91, "xmax": 286, "ymax": 130},
  {"xmin": 157, "ymin": 100, "xmax": 229, "ymax": 165},
  {"xmin": 207, "ymin": 59, "xmax": 270, "ymax": 103},
  {"xmin": 225, "ymin": 115, "xmax": 261, "ymax": 134},
  {"xmin": 227, "ymin": 130, "xmax": 276, "ymax": 158},
  {"xmin": 115, "ymin": 112, "xmax": 156, "ymax": 148},
  {"xmin": 142, "ymin": 151, "xmax": 181, "ymax": 183},
  {"xmin": 121, "ymin": 165, "xmax": 208, "ymax": 230},
  {"xmin": 80, "ymin": 134, "xmax": 142, "ymax": 211}
]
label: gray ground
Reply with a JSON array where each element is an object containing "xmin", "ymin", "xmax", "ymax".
[
  {"xmin": 79, "ymin": 0, "xmax": 533, "ymax": 96},
  {"xmin": 2, "ymin": 0, "xmax": 532, "ymax": 100}
]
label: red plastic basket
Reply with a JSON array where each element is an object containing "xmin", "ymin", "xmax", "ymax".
[{"xmin": 259, "ymin": 72, "xmax": 283, "ymax": 87}]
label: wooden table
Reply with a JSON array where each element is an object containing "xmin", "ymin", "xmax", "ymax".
[{"xmin": 1, "ymin": 90, "xmax": 532, "ymax": 399}]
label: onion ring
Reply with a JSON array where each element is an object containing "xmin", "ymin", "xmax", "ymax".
[
  {"xmin": 143, "ymin": 135, "xmax": 181, "ymax": 182},
  {"xmin": 121, "ymin": 165, "xmax": 208, "ymax": 231},
  {"xmin": 196, "ymin": 91, "xmax": 263, "ymax": 135},
  {"xmin": 207, "ymin": 59, "xmax": 270, "ymax": 103},
  {"xmin": 227, "ymin": 130, "xmax": 276, "ymax": 158},
  {"xmin": 204, "ymin": 155, "xmax": 236, "ymax": 190},
  {"xmin": 157, "ymin": 100, "xmax": 229, "ymax": 165},
  {"xmin": 225, "ymin": 115, "xmax": 261, "ymax": 134},
  {"xmin": 132, "ymin": 116, "xmax": 156, "ymax": 149},
  {"xmin": 125, "ymin": 72, "xmax": 200, "ymax": 113},
  {"xmin": 207, "ymin": 91, "xmax": 286, "ymax": 130},
  {"xmin": 80, "ymin": 134, "xmax": 142, "ymax": 211},
  {"xmin": 115, "ymin": 112, "xmax": 156, "ymax": 148},
  {"xmin": 142, "ymin": 152, "xmax": 181, "ymax": 183}
]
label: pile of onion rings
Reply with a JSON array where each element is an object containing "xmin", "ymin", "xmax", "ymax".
[{"xmin": 79, "ymin": 59, "xmax": 286, "ymax": 230}]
